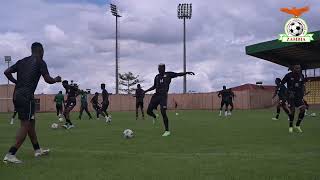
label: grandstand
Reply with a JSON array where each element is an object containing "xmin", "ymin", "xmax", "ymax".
[{"xmin": 246, "ymin": 30, "xmax": 320, "ymax": 105}]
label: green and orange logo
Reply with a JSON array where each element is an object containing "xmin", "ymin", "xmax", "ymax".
[{"xmin": 279, "ymin": 6, "xmax": 314, "ymax": 42}]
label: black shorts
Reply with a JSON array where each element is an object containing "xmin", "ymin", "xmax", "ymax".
[
  {"xmin": 92, "ymin": 104, "xmax": 101, "ymax": 111},
  {"xmin": 288, "ymin": 97, "xmax": 305, "ymax": 108},
  {"xmin": 65, "ymin": 99, "xmax": 76, "ymax": 110},
  {"xmin": 278, "ymin": 98, "xmax": 287, "ymax": 105},
  {"xmin": 56, "ymin": 104, "xmax": 63, "ymax": 110},
  {"xmin": 148, "ymin": 94, "xmax": 168, "ymax": 110},
  {"xmin": 101, "ymin": 101, "xmax": 109, "ymax": 112},
  {"xmin": 221, "ymin": 100, "xmax": 229, "ymax": 107},
  {"xmin": 13, "ymin": 95, "xmax": 35, "ymax": 121},
  {"xmin": 136, "ymin": 102, "xmax": 144, "ymax": 109}
]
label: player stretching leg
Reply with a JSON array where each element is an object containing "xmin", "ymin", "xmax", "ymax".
[
  {"xmin": 282, "ymin": 64, "xmax": 306, "ymax": 133},
  {"xmin": 91, "ymin": 92, "xmax": 108, "ymax": 121},
  {"xmin": 144, "ymin": 63, "xmax": 195, "ymax": 136},
  {"xmin": 62, "ymin": 81, "xmax": 81, "ymax": 129},
  {"xmin": 3, "ymin": 42, "xmax": 61, "ymax": 164}
]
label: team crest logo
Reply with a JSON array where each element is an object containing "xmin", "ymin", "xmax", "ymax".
[{"xmin": 279, "ymin": 6, "xmax": 314, "ymax": 42}]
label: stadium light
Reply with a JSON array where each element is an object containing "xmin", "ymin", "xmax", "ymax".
[
  {"xmin": 110, "ymin": 3, "xmax": 121, "ymax": 94},
  {"xmin": 4, "ymin": 56, "xmax": 11, "ymax": 112},
  {"xmin": 177, "ymin": 3, "xmax": 192, "ymax": 94}
]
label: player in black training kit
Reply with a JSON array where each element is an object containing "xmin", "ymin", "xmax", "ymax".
[
  {"xmin": 134, "ymin": 84, "xmax": 145, "ymax": 120},
  {"xmin": 91, "ymin": 92, "xmax": 108, "ymax": 121},
  {"xmin": 3, "ymin": 42, "xmax": 61, "ymax": 164},
  {"xmin": 272, "ymin": 78, "xmax": 290, "ymax": 120},
  {"xmin": 101, "ymin": 83, "xmax": 111, "ymax": 122},
  {"xmin": 281, "ymin": 64, "xmax": 306, "ymax": 133},
  {"xmin": 144, "ymin": 63, "xmax": 195, "ymax": 137},
  {"xmin": 62, "ymin": 81, "xmax": 81, "ymax": 129},
  {"xmin": 218, "ymin": 86, "xmax": 232, "ymax": 116}
]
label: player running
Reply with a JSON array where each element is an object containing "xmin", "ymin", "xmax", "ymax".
[
  {"xmin": 54, "ymin": 91, "xmax": 64, "ymax": 118},
  {"xmin": 101, "ymin": 83, "xmax": 111, "ymax": 122},
  {"xmin": 272, "ymin": 78, "xmax": 290, "ymax": 120},
  {"xmin": 144, "ymin": 63, "xmax": 195, "ymax": 137},
  {"xmin": 133, "ymin": 84, "xmax": 145, "ymax": 120},
  {"xmin": 281, "ymin": 64, "xmax": 306, "ymax": 133},
  {"xmin": 62, "ymin": 81, "xmax": 81, "ymax": 129},
  {"xmin": 79, "ymin": 91, "xmax": 92, "ymax": 120},
  {"xmin": 3, "ymin": 42, "xmax": 61, "ymax": 164},
  {"xmin": 218, "ymin": 86, "xmax": 231, "ymax": 116}
]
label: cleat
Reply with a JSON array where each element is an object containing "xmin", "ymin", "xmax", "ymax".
[
  {"xmin": 105, "ymin": 116, "xmax": 111, "ymax": 123},
  {"xmin": 272, "ymin": 118, "xmax": 279, "ymax": 121},
  {"xmin": 162, "ymin": 131, "xmax": 171, "ymax": 137},
  {"xmin": 224, "ymin": 111, "xmax": 228, "ymax": 116},
  {"xmin": 289, "ymin": 127, "xmax": 293, "ymax": 133},
  {"xmin": 3, "ymin": 154, "xmax": 22, "ymax": 164},
  {"xmin": 219, "ymin": 111, "xmax": 222, "ymax": 116},
  {"xmin": 62, "ymin": 124, "xmax": 68, "ymax": 129},
  {"xmin": 10, "ymin": 118, "xmax": 14, "ymax": 125},
  {"xmin": 58, "ymin": 118, "xmax": 64, "ymax": 122},
  {"xmin": 97, "ymin": 117, "xmax": 100, "ymax": 120},
  {"xmin": 228, "ymin": 112, "xmax": 232, "ymax": 116},
  {"xmin": 67, "ymin": 124, "xmax": 75, "ymax": 129},
  {"xmin": 294, "ymin": 126, "xmax": 303, "ymax": 133},
  {"xmin": 34, "ymin": 149, "xmax": 50, "ymax": 157}
]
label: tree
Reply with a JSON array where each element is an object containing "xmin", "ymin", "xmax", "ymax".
[{"xmin": 119, "ymin": 72, "xmax": 143, "ymax": 94}]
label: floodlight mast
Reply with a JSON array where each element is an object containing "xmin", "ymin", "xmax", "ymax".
[
  {"xmin": 177, "ymin": 4, "xmax": 192, "ymax": 94},
  {"xmin": 110, "ymin": 4, "xmax": 121, "ymax": 94}
]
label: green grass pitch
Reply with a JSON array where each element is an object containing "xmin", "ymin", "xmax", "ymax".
[{"xmin": 0, "ymin": 110, "xmax": 320, "ymax": 180}]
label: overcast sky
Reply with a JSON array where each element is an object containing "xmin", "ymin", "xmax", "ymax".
[{"xmin": 0, "ymin": 0, "xmax": 319, "ymax": 94}]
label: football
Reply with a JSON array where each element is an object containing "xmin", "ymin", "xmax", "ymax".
[
  {"xmin": 123, "ymin": 129, "xmax": 134, "ymax": 139},
  {"xmin": 288, "ymin": 21, "xmax": 303, "ymax": 36},
  {"xmin": 51, "ymin": 123, "xmax": 59, "ymax": 129}
]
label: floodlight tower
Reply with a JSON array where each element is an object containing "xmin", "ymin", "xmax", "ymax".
[
  {"xmin": 110, "ymin": 3, "xmax": 121, "ymax": 94},
  {"xmin": 178, "ymin": 3, "xmax": 192, "ymax": 94},
  {"xmin": 4, "ymin": 56, "xmax": 11, "ymax": 112}
]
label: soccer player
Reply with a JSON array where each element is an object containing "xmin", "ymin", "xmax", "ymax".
[
  {"xmin": 173, "ymin": 99, "xmax": 179, "ymax": 116},
  {"xmin": 79, "ymin": 91, "xmax": 92, "ymax": 120},
  {"xmin": 54, "ymin": 91, "xmax": 64, "ymax": 118},
  {"xmin": 218, "ymin": 86, "xmax": 231, "ymax": 116},
  {"xmin": 272, "ymin": 78, "xmax": 290, "ymax": 120},
  {"xmin": 62, "ymin": 81, "xmax": 80, "ymax": 129},
  {"xmin": 281, "ymin": 64, "xmax": 306, "ymax": 133},
  {"xmin": 91, "ymin": 92, "xmax": 108, "ymax": 121},
  {"xmin": 3, "ymin": 42, "xmax": 61, "ymax": 164},
  {"xmin": 133, "ymin": 84, "xmax": 145, "ymax": 120},
  {"xmin": 101, "ymin": 83, "xmax": 111, "ymax": 121},
  {"xmin": 144, "ymin": 63, "xmax": 195, "ymax": 137},
  {"xmin": 227, "ymin": 88, "xmax": 235, "ymax": 116},
  {"xmin": 10, "ymin": 108, "xmax": 18, "ymax": 125}
]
